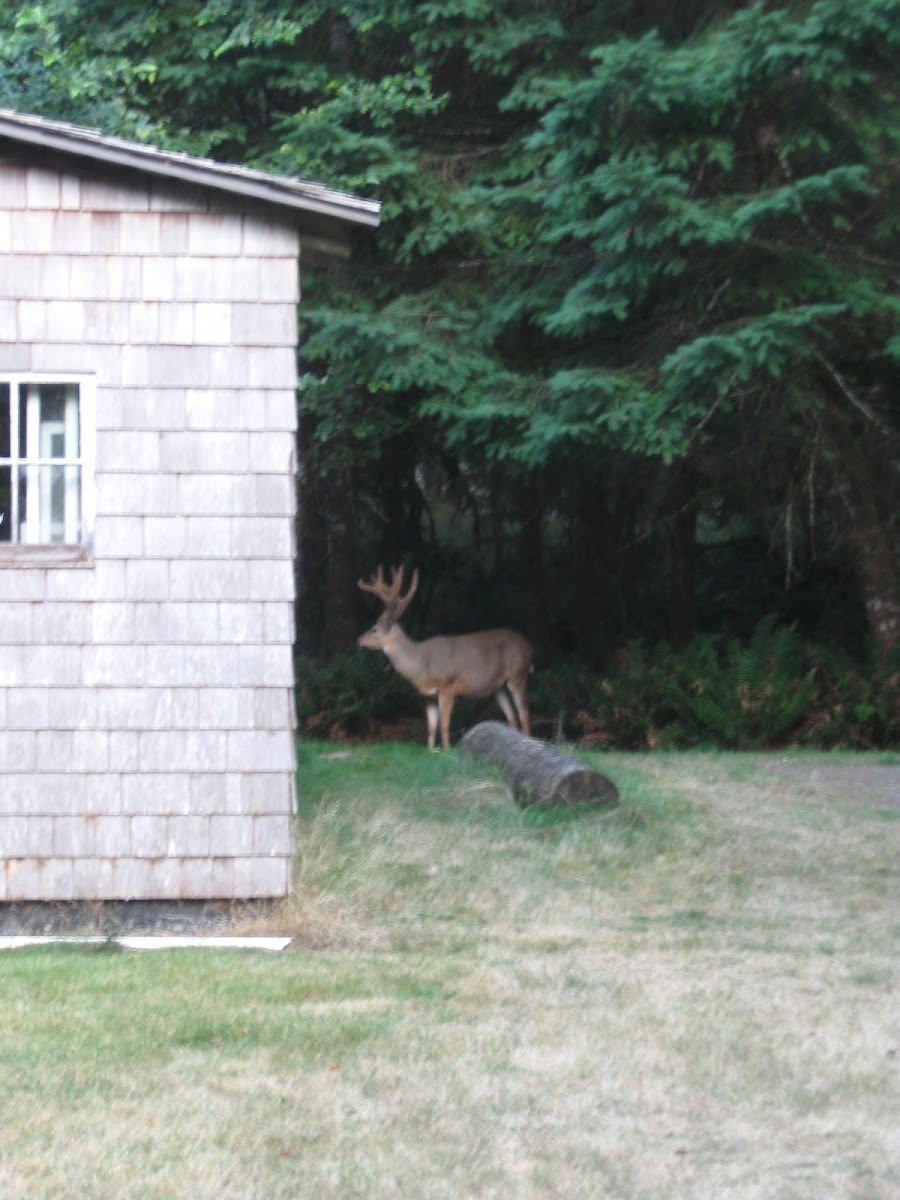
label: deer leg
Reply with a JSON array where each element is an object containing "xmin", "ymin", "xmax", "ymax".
[
  {"xmin": 438, "ymin": 689, "xmax": 455, "ymax": 750},
  {"xmin": 495, "ymin": 686, "xmax": 518, "ymax": 728},
  {"xmin": 506, "ymin": 673, "xmax": 531, "ymax": 737},
  {"xmin": 425, "ymin": 699, "xmax": 439, "ymax": 751}
]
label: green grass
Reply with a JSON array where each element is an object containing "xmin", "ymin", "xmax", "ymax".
[{"xmin": 1, "ymin": 745, "xmax": 897, "ymax": 1199}]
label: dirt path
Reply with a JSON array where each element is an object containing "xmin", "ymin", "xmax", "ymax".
[{"xmin": 760, "ymin": 762, "xmax": 900, "ymax": 809}]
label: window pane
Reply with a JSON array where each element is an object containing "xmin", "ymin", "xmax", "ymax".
[
  {"xmin": 19, "ymin": 462, "xmax": 82, "ymax": 544},
  {"xmin": 0, "ymin": 383, "xmax": 9, "ymax": 458},
  {"xmin": 17, "ymin": 464, "xmax": 29, "ymax": 542},
  {"xmin": 0, "ymin": 465, "xmax": 10, "ymax": 541},
  {"xmin": 18, "ymin": 383, "xmax": 80, "ymax": 460},
  {"xmin": 13, "ymin": 382, "xmax": 82, "ymax": 545}
]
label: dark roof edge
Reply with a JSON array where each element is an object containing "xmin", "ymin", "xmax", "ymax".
[{"xmin": 0, "ymin": 109, "xmax": 381, "ymax": 229}]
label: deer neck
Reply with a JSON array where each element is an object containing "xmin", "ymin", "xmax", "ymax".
[{"xmin": 382, "ymin": 624, "xmax": 427, "ymax": 686}]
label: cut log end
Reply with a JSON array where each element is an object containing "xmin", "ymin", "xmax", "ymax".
[{"xmin": 460, "ymin": 721, "xmax": 620, "ymax": 811}]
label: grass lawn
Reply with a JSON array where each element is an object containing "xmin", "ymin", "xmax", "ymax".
[{"xmin": 1, "ymin": 745, "xmax": 897, "ymax": 1199}]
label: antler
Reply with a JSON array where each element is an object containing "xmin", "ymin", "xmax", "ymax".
[{"xmin": 357, "ymin": 564, "xmax": 419, "ymax": 621}]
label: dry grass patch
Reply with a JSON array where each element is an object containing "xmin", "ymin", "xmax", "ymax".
[{"xmin": 0, "ymin": 746, "xmax": 897, "ymax": 1199}]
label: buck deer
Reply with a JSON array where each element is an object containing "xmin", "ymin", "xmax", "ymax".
[{"xmin": 357, "ymin": 564, "xmax": 533, "ymax": 750}]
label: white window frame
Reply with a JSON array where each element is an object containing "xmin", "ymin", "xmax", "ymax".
[{"xmin": 0, "ymin": 373, "xmax": 95, "ymax": 565}]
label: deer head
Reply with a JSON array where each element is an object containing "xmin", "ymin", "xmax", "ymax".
[{"xmin": 357, "ymin": 563, "xmax": 420, "ymax": 649}]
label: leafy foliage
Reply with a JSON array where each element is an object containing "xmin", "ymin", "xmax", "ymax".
[
  {"xmin": 297, "ymin": 624, "xmax": 900, "ymax": 750},
  {"xmin": 803, "ymin": 643, "xmax": 900, "ymax": 748},
  {"xmin": 294, "ymin": 650, "xmax": 421, "ymax": 739},
  {"xmin": 1, "ymin": 0, "xmax": 897, "ymax": 658},
  {"xmin": 585, "ymin": 626, "xmax": 900, "ymax": 750},
  {"xmin": 658, "ymin": 617, "xmax": 818, "ymax": 749}
]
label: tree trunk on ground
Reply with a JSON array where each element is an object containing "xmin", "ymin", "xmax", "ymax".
[{"xmin": 461, "ymin": 721, "xmax": 620, "ymax": 810}]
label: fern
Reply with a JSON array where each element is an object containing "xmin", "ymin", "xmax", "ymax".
[
  {"xmin": 662, "ymin": 617, "xmax": 816, "ymax": 748},
  {"xmin": 806, "ymin": 641, "xmax": 900, "ymax": 748},
  {"xmin": 297, "ymin": 626, "xmax": 899, "ymax": 749}
]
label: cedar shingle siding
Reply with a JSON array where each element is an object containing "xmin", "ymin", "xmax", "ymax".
[{"xmin": 0, "ymin": 118, "xmax": 378, "ymax": 903}]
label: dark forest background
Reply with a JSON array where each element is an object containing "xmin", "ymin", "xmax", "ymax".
[{"xmin": 3, "ymin": 0, "xmax": 898, "ymax": 745}]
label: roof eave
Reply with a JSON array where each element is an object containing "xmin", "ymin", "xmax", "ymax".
[{"xmin": 0, "ymin": 110, "xmax": 381, "ymax": 230}]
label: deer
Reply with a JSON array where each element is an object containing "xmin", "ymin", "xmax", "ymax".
[{"xmin": 357, "ymin": 564, "xmax": 533, "ymax": 751}]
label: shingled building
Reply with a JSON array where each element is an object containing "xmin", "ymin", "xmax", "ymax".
[{"xmin": 0, "ymin": 109, "xmax": 379, "ymax": 903}]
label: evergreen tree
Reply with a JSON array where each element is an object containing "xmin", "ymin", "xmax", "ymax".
[{"xmin": 2, "ymin": 0, "xmax": 897, "ymax": 655}]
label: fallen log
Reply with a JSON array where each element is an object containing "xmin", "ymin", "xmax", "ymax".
[{"xmin": 460, "ymin": 721, "xmax": 620, "ymax": 811}]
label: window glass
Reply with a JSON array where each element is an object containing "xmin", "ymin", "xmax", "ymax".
[
  {"xmin": 0, "ymin": 385, "xmax": 9, "ymax": 542},
  {"xmin": 0, "ymin": 466, "xmax": 10, "ymax": 542},
  {"xmin": 0, "ymin": 379, "xmax": 85, "ymax": 547},
  {"xmin": 0, "ymin": 383, "xmax": 9, "ymax": 457}
]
